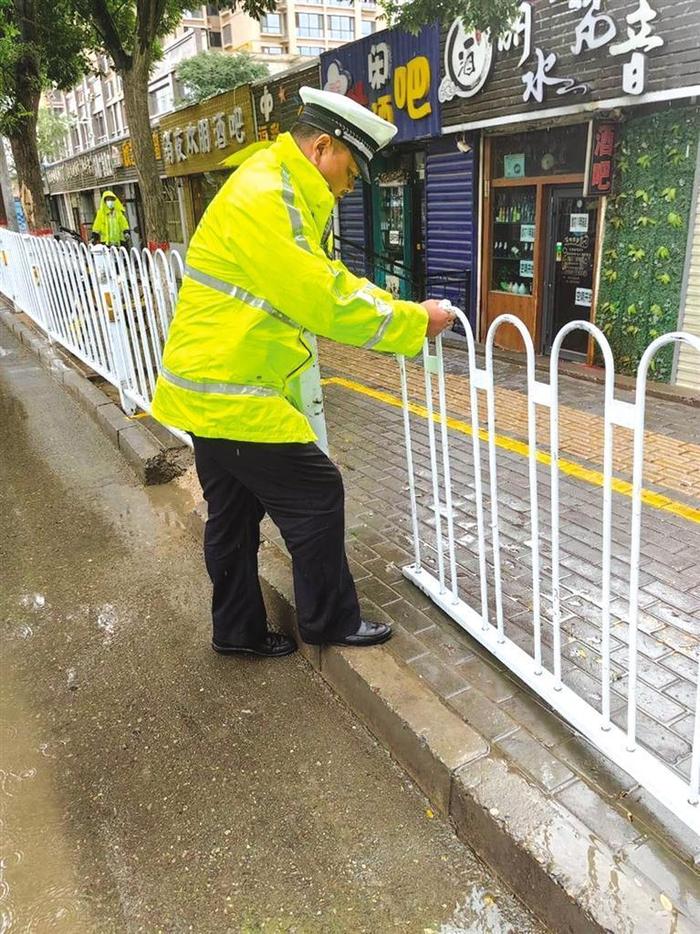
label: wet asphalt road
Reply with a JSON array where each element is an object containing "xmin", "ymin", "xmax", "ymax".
[{"xmin": 0, "ymin": 324, "xmax": 544, "ymax": 934}]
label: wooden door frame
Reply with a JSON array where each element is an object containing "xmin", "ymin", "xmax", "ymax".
[{"xmin": 480, "ymin": 134, "xmax": 589, "ymax": 349}]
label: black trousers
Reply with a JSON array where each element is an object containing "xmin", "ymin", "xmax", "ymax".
[{"xmin": 191, "ymin": 437, "xmax": 362, "ymax": 646}]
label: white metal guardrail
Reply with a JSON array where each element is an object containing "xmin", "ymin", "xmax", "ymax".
[
  {"xmin": 1, "ymin": 230, "xmax": 698, "ymax": 830},
  {"xmin": 399, "ymin": 307, "xmax": 700, "ymax": 833},
  {"xmin": 0, "ymin": 228, "xmax": 183, "ymax": 416}
]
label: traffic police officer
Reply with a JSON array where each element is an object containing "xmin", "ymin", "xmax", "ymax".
[{"xmin": 152, "ymin": 87, "xmax": 456, "ymax": 657}]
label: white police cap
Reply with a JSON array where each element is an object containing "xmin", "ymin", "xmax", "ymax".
[{"xmin": 298, "ymin": 85, "xmax": 397, "ymax": 183}]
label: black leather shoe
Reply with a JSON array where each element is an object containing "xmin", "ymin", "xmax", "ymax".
[
  {"xmin": 212, "ymin": 631, "xmax": 297, "ymax": 657},
  {"xmin": 326, "ymin": 620, "xmax": 392, "ymax": 647}
]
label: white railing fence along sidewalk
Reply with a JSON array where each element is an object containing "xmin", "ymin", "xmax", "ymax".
[
  {"xmin": 399, "ymin": 307, "xmax": 700, "ymax": 833},
  {"xmin": 0, "ymin": 228, "xmax": 183, "ymax": 421},
  {"xmin": 1, "ymin": 229, "xmax": 698, "ymax": 831}
]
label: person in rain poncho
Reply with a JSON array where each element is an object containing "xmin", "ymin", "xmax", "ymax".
[{"xmin": 90, "ymin": 190, "xmax": 131, "ymax": 247}]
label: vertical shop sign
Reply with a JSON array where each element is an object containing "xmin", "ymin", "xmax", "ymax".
[{"xmin": 584, "ymin": 120, "xmax": 617, "ymax": 196}]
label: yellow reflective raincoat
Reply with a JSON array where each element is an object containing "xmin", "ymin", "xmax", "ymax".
[
  {"xmin": 91, "ymin": 190, "xmax": 130, "ymax": 246},
  {"xmin": 151, "ymin": 132, "xmax": 428, "ymax": 443}
]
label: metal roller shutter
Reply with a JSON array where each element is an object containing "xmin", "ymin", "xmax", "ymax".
[
  {"xmin": 338, "ymin": 186, "xmax": 370, "ymax": 279},
  {"xmin": 425, "ymin": 140, "xmax": 475, "ymax": 324},
  {"xmin": 677, "ymin": 160, "xmax": 700, "ymax": 390}
]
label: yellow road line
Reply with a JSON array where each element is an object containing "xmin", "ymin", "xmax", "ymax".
[{"xmin": 322, "ymin": 376, "xmax": 700, "ymax": 526}]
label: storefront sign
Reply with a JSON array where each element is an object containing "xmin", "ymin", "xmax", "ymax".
[
  {"xmin": 121, "ymin": 131, "xmax": 163, "ymax": 168},
  {"xmin": 159, "ymin": 86, "xmax": 255, "ymax": 177},
  {"xmin": 253, "ymin": 63, "xmax": 319, "ymax": 142},
  {"xmin": 584, "ymin": 120, "xmax": 617, "ymax": 196},
  {"xmin": 320, "ymin": 26, "xmax": 441, "ymax": 143},
  {"xmin": 440, "ymin": 0, "xmax": 698, "ymax": 130},
  {"xmin": 45, "ymin": 134, "xmax": 165, "ymax": 193}
]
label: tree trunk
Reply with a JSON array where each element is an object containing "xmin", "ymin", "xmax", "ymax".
[
  {"xmin": 0, "ymin": 138, "xmax": 19, "ymax": 232},
  {"xmin": 120, "ymin": 47, "xmax": 169, "ymax": 249},
  {"xmin": 9, "ymin": 104, "xmax": 51, "ymax": 234}
]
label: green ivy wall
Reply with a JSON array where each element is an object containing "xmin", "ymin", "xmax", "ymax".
[{"xmin": 596, "ymin": 106, "xmax": 699, "ymax": 381}]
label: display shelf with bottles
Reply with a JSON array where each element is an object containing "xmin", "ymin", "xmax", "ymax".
[{"xmin": 491, "ymin": 187, "xmax": 537, "ymax": 297}]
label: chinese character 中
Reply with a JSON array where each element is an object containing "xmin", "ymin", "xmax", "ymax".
[
  {"xmin": 185, "ymin": 123, "xmax": 199, "ymax": 156},
  {"xmin": 570, "ymin": 0, "xmax": 617, "ymax": 55},
  {"xmin": 368, "ymin": 42, "xmax": 392, "ymax": 91},
  {"xmin": 161, "ymin": 131, "xmax": 174, "ymax": 165},
  {"xmin": 497, "ymin": 2, "xmax": 532, "ymax": 67},
  {"xmin": 228, "ymin": 107, "xmax": 246, "ymax": 144},
  {"xmin": 522, "ymin": 48, "xmax": 588, "ymax": 103},
  {"xmin": 198, "ymin": 118, "xmax": 211, "ymax": 154},
  {"xmin": 212, "ymin": 112, "xmax": 227, "ymax": 149},
  {"xmin": 173, "ymin": 127, "xmax": 186, "ymax": 162}
]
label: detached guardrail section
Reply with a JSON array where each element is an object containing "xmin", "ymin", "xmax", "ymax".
[{"xmin": 398, "ymin": 311, "xmax": 700, "ymax": 833}]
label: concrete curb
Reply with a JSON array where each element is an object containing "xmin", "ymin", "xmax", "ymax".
[
  {"xmin": 0, "ymin": 306, "xmax": 190, "ymax": 485},
  {"xmin": 188, "ymin": 512, "xmax": 696, "ymax": 933},
  {"xmin": 442, "ymin": 332, "xmax": 700, "ymax": 408}
]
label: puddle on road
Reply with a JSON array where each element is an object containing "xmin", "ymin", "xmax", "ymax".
[{"xmin": 0, "ymin": 676, "xmax": 99, "ymax": 932}]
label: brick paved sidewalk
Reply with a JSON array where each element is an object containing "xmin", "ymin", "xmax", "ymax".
[
  {"xmin": 267, "ymin": 340, "xmax": 700, "ymax": 908},
  {"xmin": 320, "ymin": 340, "xmax": 700, "ymax": 504}
]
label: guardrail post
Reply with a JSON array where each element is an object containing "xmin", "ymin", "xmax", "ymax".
[{"xmin": 92, "ymin": 245, "xmax": 136, "ymax": 415}]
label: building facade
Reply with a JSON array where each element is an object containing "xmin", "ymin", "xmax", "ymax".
[{"xmin": 219, "ymin": 0, "xmax": 380, "ymax": 72}]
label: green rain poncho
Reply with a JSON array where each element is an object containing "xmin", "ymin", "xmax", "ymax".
[{"xmin": 91, "ymin": 190, "xmax": 130, "ymax": 246}]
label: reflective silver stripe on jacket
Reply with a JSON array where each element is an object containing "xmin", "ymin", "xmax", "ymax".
[
  {"xmin": 280, "ymin": 165, "xmax": 313, "ymax": 254},
  {"xmin": 161, "ymin": 366, "xmax": 281, "ymax": 397},
  {"xmin": 359, "ymin": 288, "xmax": 395, "ymax": 349},
  {"xmin": 184, "ymin": 263, "xmax": 299, "ymax": 330}
]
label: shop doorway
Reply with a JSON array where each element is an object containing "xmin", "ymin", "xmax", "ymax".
[
  {"xmin": 371, "ymin": 151, "xmax": 424, "ymax": 300},
  {"xmin": 542, "ymin": 187, "xmax": 599, "ymax": 357}
]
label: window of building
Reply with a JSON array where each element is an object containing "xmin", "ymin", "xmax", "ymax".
[
  {"xmin": 361, "ymin": 19, "xmax": 375, "ymax": 36},
  {"xmin": 296, "ymin": 12, "xmax": 323, "ymax": 38},
  {"xmin": 209, "ymin": 30, "xmax": 222, "ymax": 47},
  {"xmin": 92, "ymin": 111, "xmax": 106, "ymax": 141},
  {"xmin": 362, "ymin": 0, "xmax": 376, "ymax": 5},
  {"xmin": 328, "ymin": 0, "xmax": 353, "ymax": 5},
  {"xmin": 261, "ymin": 45, "xmax": 283, "ymax": 54},
  {"xmin": 298, "ymin": 45, "xmax": 324, "ymax": 56},
  {"xmin": 206, "ymin": 4, "xmax": 218, "ymax": 14},
  {"xmin": 106, "ymin": 106, "xmax": 115, "ymax": 137},
  {"xmin": 327, "ymin": 15, "xmax": 353, "ymax": 39},
  {"xmin": 104, "ymin": 78, "xmax": 114, "ymax": 101},
  {"xmin": 222, "ymin": 23, "xmax": 232, "ymax": 45},
  {"xmin": 260, "ymin": 12, "xmax": 282, "ymax": 34}
]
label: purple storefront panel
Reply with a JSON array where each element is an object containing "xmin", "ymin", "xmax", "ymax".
[{"xmin": 320, "ymin": 25, "xmax": 441, "ymax": 144}]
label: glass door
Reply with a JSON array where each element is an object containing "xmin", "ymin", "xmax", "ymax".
[
  {"xmin": 373, "ymin": 181, "xmax": 413, "ymax": 299},
  {"xmin": 542, "ymin": 187, "xmax": 599, "ymax": 356}
]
